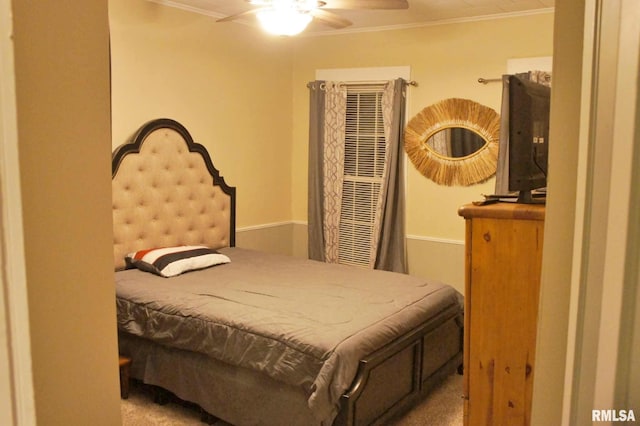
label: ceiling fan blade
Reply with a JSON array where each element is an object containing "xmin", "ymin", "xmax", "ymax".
[
  {"xmin": 217, "ymin": 8, "xmax": 262, "ymax": 23},
  {"xmin": 311, "ymin": 9, "xmax": 352, "ymax": 29},
  {"xmin": 323, "ymin": 0, "xmax": 408, "ymax": 9}
]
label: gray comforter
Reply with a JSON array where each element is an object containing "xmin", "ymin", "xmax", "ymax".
[{"xmin": 115, "ymin": 247, "xmax": 462, "ymax": 423}]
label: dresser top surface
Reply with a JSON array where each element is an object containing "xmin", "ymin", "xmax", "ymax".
[{"xmin": 458, "ymin": 202, "xmax": 545, "ymax": 221}]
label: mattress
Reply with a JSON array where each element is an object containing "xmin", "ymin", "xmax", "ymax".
[{"xmin": 115, "ymin": 247, "xmax": 463, "ymax": 422}]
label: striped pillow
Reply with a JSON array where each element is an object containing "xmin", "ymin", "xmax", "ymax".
[{"xmin": 125, "ymin": 245, "xmax": 230, "ymax": 277}]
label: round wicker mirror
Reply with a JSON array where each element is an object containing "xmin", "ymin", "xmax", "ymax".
[{"xmin": 404, "ymin": 98, "xmax": 500, "ymax": 186}]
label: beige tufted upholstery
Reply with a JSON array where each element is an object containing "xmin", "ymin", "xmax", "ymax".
[{"xmin": 112, "ymin": 120, "xmax": 234, "ymax": 270}]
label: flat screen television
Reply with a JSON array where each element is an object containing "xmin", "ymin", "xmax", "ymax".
[{"xmin": 507, "ymin": 74, "xmax": 551, "ymax": 204}]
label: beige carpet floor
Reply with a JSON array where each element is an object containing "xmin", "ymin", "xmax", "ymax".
[{"xmin": 121, "ymin": 373, "xmax": 463, "ymax": 425}]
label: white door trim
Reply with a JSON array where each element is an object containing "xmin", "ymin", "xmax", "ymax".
[{"xmin": 564, "ymin": 0, "xmax": 640, "ymax": 423}]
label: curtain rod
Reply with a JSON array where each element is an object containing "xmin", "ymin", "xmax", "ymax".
[
  {"xmin": 306, "ymin": 79, "xmax": 418, "ymax": 88},
  {"xmin": 478, "ymin": 73, "xmax": 551, "ymax": 84},
  {"xmin": 477, "ymin": 77, "xmax": 502, "ymax": 84}
]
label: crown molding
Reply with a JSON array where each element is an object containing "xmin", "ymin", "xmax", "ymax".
[
  {"xmin": 302, "ymin": 7, "xmax": 555, "ymax": 37},
  {"xmin": 147, "ymin": 1, "xmax": 554, "ymax": 37}
]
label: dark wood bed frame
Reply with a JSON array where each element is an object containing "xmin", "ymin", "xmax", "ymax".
[{"xmin": 112, "ymin": 118, "xmax": 463, "ymax": 426}]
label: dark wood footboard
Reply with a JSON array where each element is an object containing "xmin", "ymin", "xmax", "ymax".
[
  {"xmin": 334, "ymin": 312, "xmax": 463, "ymax": 426},
  {"xmin": 119, "ymin": 310, "xmax": 462, "ymax": 426}
]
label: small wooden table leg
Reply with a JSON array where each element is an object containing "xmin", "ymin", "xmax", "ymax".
[{"xmin": 119, "ymin": 356, "xmax": 132, "ymax": 399}]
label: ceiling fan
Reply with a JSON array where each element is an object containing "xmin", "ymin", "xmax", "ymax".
[{"xmin": 217, "ymin": 0, "xmax": 409, "ymax": 36}]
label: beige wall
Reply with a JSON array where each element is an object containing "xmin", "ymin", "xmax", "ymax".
[
  {"xmin": 290, "ymin": 14, "xmax": 554, "ymax": 240},
  {"xmin": 9, "ymin": 2, "xmax": 628, "ymax": 425},
  {"xmin": 12, "ymin": 0, "xmax": 121, "ymax": 424},
  {"xmin": 290, "ymin": 14, "xmax": 554, "ymax": 291},
  {"xmin": 109, "ymin": 4, "xmax": 553, "ymax": 293},
  {"xmin": 110, "ymin": 0, "xmax": 295, "ymax": 228},
  {"xmin": 237, "ymin": 223, "xmax": 296, "ymax": 256},
  {"xmin": 532, "ymin": 1, "xmax": 584, "ymax": 424},
  {"xmin": 531, "ymin": 0, "xmax": 584, "ymax": 422}
]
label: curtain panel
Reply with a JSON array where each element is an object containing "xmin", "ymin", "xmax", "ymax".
[
  {"xmin": 321, "ymin": 82, "xmax": 347, "ymax": 263},
  {"xmin": 307, "ymin": 81, "xmax": 326, "ymax": 262},
  {"xmin": 307, "ymin": 81, "xmax": 348, "ymax": 263},
  {"xmin": 375, "ymin": 79, "xmax": 407, "ymax": 272}
]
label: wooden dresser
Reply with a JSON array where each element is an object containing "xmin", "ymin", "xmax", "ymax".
[{"xmin": 458, "ymin": 202, "xmax": 545, "ymax": 426}]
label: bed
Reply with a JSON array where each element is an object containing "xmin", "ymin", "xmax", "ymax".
[{"xmin": 113, "ymin": 118, "xmax": 463, "ymax": 426}]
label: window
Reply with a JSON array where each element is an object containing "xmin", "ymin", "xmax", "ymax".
[
  {"xmin": 308, "ymin": 74, "xmax": 407, "ymax": 272},
  {"xmin": 339, "ymin": 84, "xmax": 387, "ymax": 267}
]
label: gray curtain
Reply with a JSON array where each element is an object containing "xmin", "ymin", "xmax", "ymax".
[
  {"xmin": 375, "ymin": 78, "xmax": 407, "ymax": 273},
  {"xmin": 307, "ymin": 81, "xmax": 326, "ymax": 261},
  {"xmin": 494, "ymin": 74, "xmax": 515, "ymax": 196}
]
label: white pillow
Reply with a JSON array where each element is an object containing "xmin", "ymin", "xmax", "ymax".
[{"xmin": 125, "ymin": 245, "xmax": 230, "ymax": 277}]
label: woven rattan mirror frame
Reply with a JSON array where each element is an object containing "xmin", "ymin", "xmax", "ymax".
[{"xmin": 404, "ymin": 98, "xmax": 500, "ymax": 186}]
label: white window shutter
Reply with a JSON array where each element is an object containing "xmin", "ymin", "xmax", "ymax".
[{"xmin": 339, "ymin": 85, "xmax": 387, "ymax": 267}]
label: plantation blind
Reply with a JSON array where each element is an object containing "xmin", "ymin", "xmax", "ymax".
[{"xmin": 339, "ymin": 84, "xmax": 387, "ymax": 267}]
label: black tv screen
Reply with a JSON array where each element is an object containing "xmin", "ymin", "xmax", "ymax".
[{"xmin": 508, "ymin": 75, "xmax": 551, "ymax": 204}]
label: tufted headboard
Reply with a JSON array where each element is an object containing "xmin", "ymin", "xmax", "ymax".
[{"xmin": 112, "ymin": 118, "xmax": 236, "ymax": 270}]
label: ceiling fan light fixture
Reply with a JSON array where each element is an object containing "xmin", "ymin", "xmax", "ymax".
[{"xmin": 257, "ymin": 7, "xmax": 313, "ymax": 36}]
